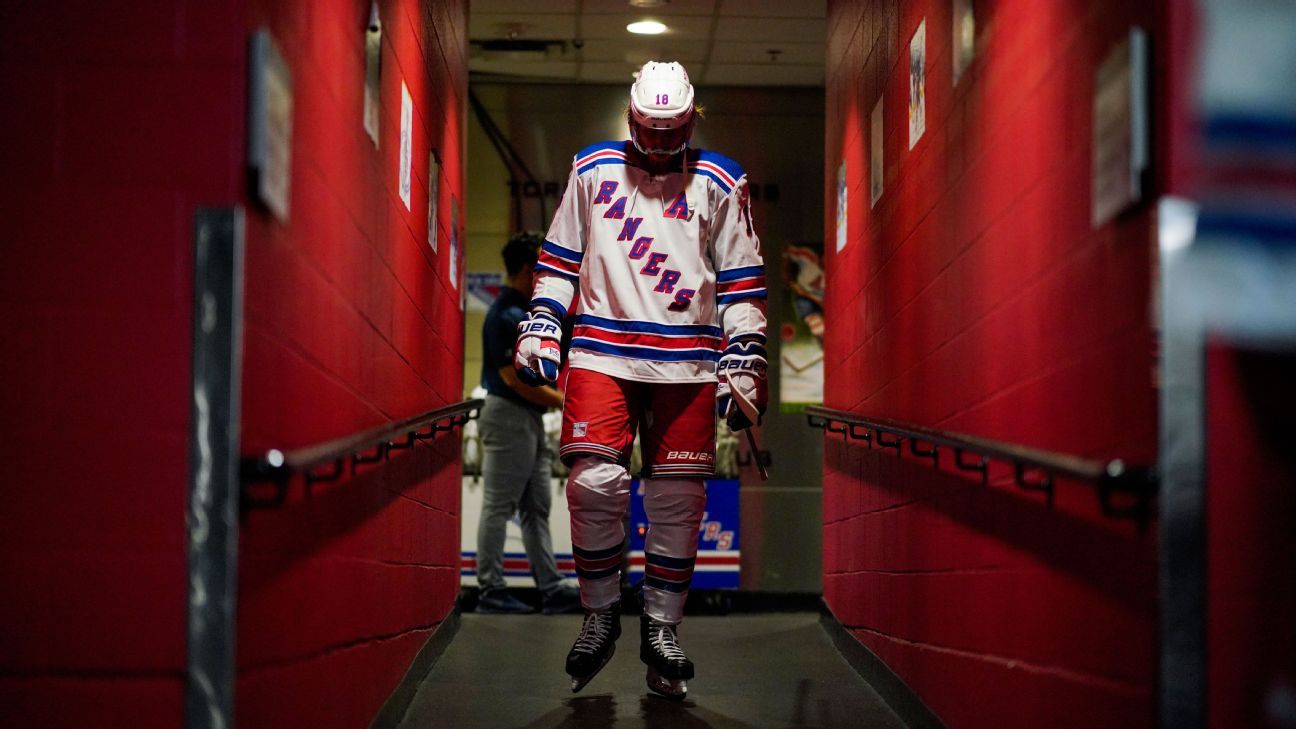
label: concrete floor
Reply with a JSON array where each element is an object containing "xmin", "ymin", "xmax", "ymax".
[{"xmin": 395, "ymin": 613, "xmax": 908, "ymax": 729}]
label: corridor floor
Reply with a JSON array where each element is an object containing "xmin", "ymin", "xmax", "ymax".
[{"xmin": 395, "ymin": 612, "xmax": 908, "ymax": 729}]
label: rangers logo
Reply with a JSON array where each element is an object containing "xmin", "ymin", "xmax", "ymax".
[{"xmin": 572, "ymin": 422, "xmax": 588, "ymax": 437}]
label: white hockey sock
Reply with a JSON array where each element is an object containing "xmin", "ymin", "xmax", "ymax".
[
  {"xmin": 641, "ymin": 478, "xmax": 706, "ymax": 624},
  {"xmin": 566, "ymin": 457, "xmax": 631, "ymax": 610}
]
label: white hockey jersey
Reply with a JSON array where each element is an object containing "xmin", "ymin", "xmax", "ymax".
[{"xmin": 532, "ymin": 140, "xmax": 767, "ymax": 383}]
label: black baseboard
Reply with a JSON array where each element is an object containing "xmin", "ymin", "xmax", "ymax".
[
  {"xmin": 458, "ymin": 586, "xmax": 823, "ymax": 616},
  {"xmin": 369, "ymin": 608, "xmax": 462, "ymax": 729},
  {"xmin": 818, "ymin": 604, "xmax": 949, "ymax": 729}
]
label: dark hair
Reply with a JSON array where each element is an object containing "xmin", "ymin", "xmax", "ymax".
[{"xmin": 502, "ymin": 232, "xmax": 542, "ymax": 276}]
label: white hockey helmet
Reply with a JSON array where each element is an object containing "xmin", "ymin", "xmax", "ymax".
[{"xmin": 629, "ymin": 60, "xmax": 696, "ymax": 155}]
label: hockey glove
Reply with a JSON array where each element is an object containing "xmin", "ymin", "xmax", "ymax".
[
  {"xmin": 716, "ymin": 339, "xmax": 768, "ymax": 431},
  {"xmin": 514, "ymin": 309, "xmax": 562, "ymax": 387}
]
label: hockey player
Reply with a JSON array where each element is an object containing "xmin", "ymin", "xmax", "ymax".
[{"xmin": 514, "ymin": 60, "xmax": 767, "ymax": 699}]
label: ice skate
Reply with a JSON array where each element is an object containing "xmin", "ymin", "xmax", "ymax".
[
  {"xmin": 565, "ymin": 601, "xmax": 621, "ymax": 693},
  {"xmin": 640, "ymin": 616, "xmax": 694, "ymax": 700}
]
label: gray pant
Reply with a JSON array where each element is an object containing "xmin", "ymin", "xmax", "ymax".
[{"xmin": 476, "ymin": 394, "xmax": 564, "ymax": 594}]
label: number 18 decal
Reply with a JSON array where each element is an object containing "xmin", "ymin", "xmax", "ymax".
[{"xmin": 655, "ymin": 93, "xmax": 669, "ymax": 105}]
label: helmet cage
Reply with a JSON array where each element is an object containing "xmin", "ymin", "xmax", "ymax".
[
  {"xmin": 629, "ymin": 115, "xmax": 695, "ymax": 156},
  {"xmin": 628, "ymin": 60, "xmax": 695, "ymax": 156}
]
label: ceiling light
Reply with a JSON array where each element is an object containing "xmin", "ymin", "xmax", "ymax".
[
  {"xmin": 629, "ymin": 0, "xmax": 669, "ymax": 7},
  {"xmin": 627, "ymin": 20, "xmax": 667, "ymax": 35}
]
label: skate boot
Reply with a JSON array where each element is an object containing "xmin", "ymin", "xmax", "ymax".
[
  {"xmin": 565, "ymin": 601, "xmax": 621, "ymax": 693},
  {"xmin": 640, "ymin": 615, "xmax": 694, "ymax": 700}
]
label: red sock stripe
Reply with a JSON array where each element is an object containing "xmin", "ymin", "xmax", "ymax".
[
  {"xmin": 573, "ymin": 553, "xmax": 623, "ymax": 572},
  {"xmin": 645, "ymin": 564, "xmax": 694, "ymax": 582},
  {"xmin": 717, "ymin": 275, "xmax": 766, "ymax": 294}
]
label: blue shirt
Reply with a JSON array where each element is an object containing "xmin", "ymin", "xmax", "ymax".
[{"xmin": 481, "ymin": 286, "xmax": 546, "ymax": 412}]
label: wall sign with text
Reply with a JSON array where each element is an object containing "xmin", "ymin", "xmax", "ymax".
[
  {"xmin": 363, "ymin": 2, "xmax": 381, "ymax": 148},
  {"xmin": 247, "ymin": 29, "xmax": 293, "ymax": 223},
  {"xmin": 1092, "ymin": 27, "xmax": 1149, "ymax": 227}
]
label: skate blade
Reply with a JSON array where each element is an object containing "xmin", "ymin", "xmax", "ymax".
[
  {"xmin": 568, "ymin": 644, "xmax": 616, "ymax": 693},
  {"xmin": 646, "ymin": 667, "xmax": 688, "ymax": 700}
]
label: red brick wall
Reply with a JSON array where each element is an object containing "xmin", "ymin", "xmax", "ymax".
[
  {"xmin": 235, "ymin": 1, "xmax": 467, "ymax": 727},
  {"xmin": 0, "ymin": 1, "xmax": 466, "ymax": 727},
  {"xmin": 0, "ymin": 3, "xmax": 246, "ymax": 726},
  {"xmin": 822, "ymin": 2, "xmax": 1165, "ymax": 726}
]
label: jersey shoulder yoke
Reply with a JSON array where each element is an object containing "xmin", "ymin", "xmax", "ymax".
[
  {"xmin": 573, "ymin": 140, "xmax": 631, "ymax": 175},
  {"xmin": 689, "ymin": 148, "xmax": 746, "ymax": 194}
]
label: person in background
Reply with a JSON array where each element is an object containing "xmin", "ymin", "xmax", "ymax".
[{"xmin": 475, "ymin": 233, "xmax": 582, "ymax": 615}]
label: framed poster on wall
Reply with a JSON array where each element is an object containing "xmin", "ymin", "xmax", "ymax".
[
  {"xmin": 909, "ymin": 19, "xmax": 927, "ymax": 149},
  {"xmin": 779, "ymin": 244, "xmax": 825, "ymax": 413}
]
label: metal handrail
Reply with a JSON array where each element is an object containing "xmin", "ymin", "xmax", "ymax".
[
  {"xmin": 240, "ymin": 398, "xmax": 483, "ymax": 509},
  {"xmin": 805, "ymin": 405, "xmax": 1157, "ymax": 530}
]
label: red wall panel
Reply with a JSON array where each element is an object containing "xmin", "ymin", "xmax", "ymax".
[
  {"xmin": 235, "ymin": 1, "xmax": 468, "ymax": 727},
  {"xmin": 823, "ymin": 2, "xmax": 1165, "ymax": 726},
  {"xmin": 0, "ymin": 2, "xmax": 245, "ymax": 725},
  {"xmin": 0, "ymin": 1, "xmax": 466, "ymax": 727}
]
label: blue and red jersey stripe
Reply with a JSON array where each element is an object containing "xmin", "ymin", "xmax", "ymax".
[
  {"xmin": 688, "ymin": 161, "xmax": 737, "ymax": 193},
  {"xmin": 688, "ymin": 149, "xmax": 745, "ymax": 194},
  {"xmin": 572, "ymin": 326, "xmax": 720, "ymax": 351},
  {"xmin": 571, "ymin": 314, "xmax": 723, "ymax": 363},
  {"xmin": 716, "ymin": 265, "xmax": 767, "ymax": 304},
  {"xmin": 537, "ymin": 240, "xmax": 582, "ymax": 279},
  {"xmin": 573, "ymin": 314, "xmax": 721, "ymax": 337},
  {"xmin": 575, "ymin": 141, "xmax": 630, "ymax": 175}
]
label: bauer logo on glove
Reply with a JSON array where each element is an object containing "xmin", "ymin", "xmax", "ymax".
[
  {"xmin": 515, "ymin": 309, "xmax": 562, "ymax": 386},
  {"xmin": 716, "ymin": 338, "xmax": 768, "ymax": 431},
  {"xmin": 521, "ymin": 319, "xmax": 559, "ymax": 336},
  {"xmin": 717, "ymin": 355, "xmax": 768, "ymax": 377}
]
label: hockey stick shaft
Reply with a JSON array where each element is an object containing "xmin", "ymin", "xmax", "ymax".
[{"xmin": 744, "ymin": 427, "xmax": 769, "ymax": 481}]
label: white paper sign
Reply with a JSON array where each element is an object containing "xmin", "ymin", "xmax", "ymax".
[
  {"xmin": 449, "ymin": 194, "xmax": 460, "ymax": 289},
  {"xmin": 836, "ymin": 161, "xmax": 848, "ymax": 252},
  {"xmin": 871, "ymin": 97, "xmax": 884, "ymax": 207},
  {"xmin": 1092, "ymin": 28, "xmax": 1148, "ymax": 227},
  {"xmin": 399, "ymin": 81, "xmax": 412, "ymax": 211},
  {"xmin": 248, "ymin": 30, "xmax": 293, "ymax": 223},
  {"xmin": 363, "ymin": 2, "xmax": 381, "ymax": 148},
  {"xmin": 427, "ymin": 151, "xmax": 440, "ymax": 252},
  {"xmin": 953, "ymin": 0, "xmax": 975, "ymax": 84},
  {"xmin": 909, "ymin": 20, "xmax": 927, "ymax": 150}
]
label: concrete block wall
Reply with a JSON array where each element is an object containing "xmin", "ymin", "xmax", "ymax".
[
  {"xmin": 0, "ymin": 1, "xmax": 467, "ymax": 727},
  {"xmin": 0, "ymin": 3, "xmax": 246, "ymax": 726},
  {"xmin": 822, "ymin": 1, "xmax": 1166, "ymax": 726},
  {"xmin": 235, "ymin": 1, "xmax": 468, "ymax": 727}
]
